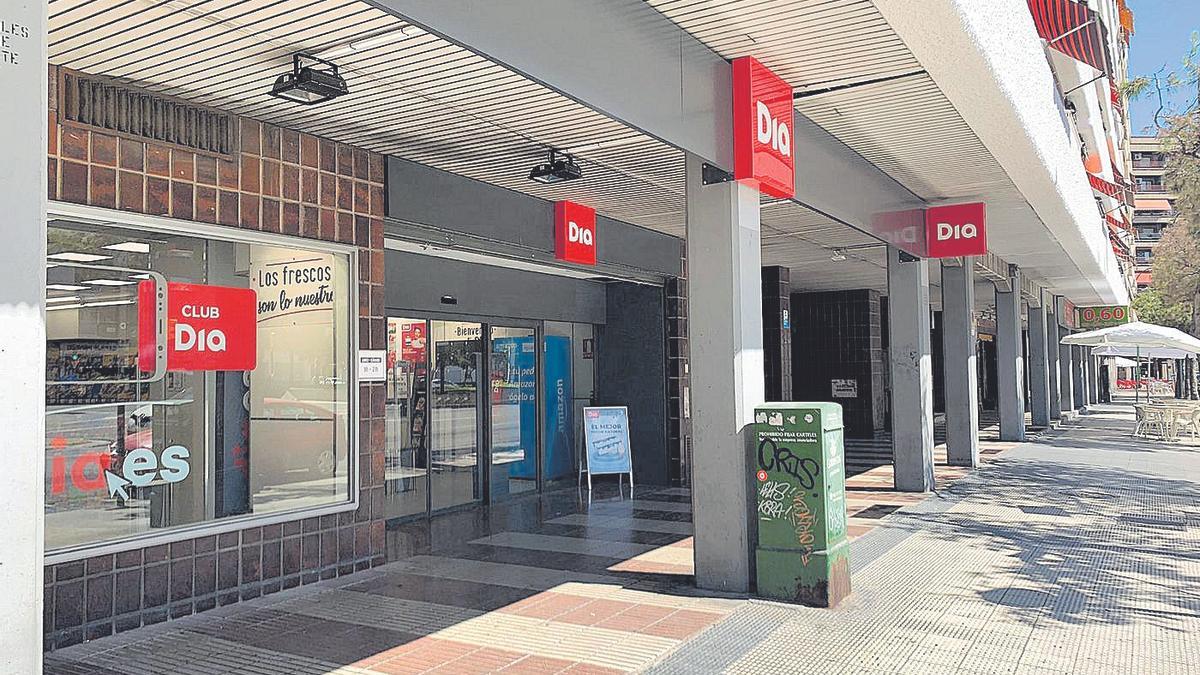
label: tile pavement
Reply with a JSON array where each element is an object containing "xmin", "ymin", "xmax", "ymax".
[
  {"xmin": 48, "ymin": 409, "xmax": 1144, "ymax": 674},
  {"xmin": 653, "ymin": 404, "xmax": 1200, "ymax": 674}
]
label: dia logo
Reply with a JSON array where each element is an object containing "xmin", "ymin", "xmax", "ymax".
[
  {"xmin": 568, "ymin": 220, "xmax": 593, "ymax": 246},
  {"xmin": 756, "ymin": 101, "xmax": 791, "ymax": 158},
  {"xmin": 555, "ymin": 201, "xmax": 597, "ymax": 266}
]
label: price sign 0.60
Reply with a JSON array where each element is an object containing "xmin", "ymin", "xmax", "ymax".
[{"xmin": 1077, "ymin": 305, "xmax": 1129, "ymax": 329}]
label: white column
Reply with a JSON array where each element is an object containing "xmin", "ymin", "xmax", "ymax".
[
  {"xmin": 1027, "ymin": 302, "xmax": 1052, "ymax": 427},
  {"xmin": 995, "ymin": 269, "xmax": 1026, "ymax": 441},
  {"xmin": 685, "ymin": 154, "xmax": 764, "ymax": 593},
  {"xmin": 888, "ymin": 248, "xmax": 934, "ymax": 491},
  {"xmin": 0, "ymin": 2, "xmax": 47, "ymax": 670},
  {"xmin": 1080, "ymin": 343, "xmax": 1089, "ymax": 408},
  {"xmin": 1046, "ymin": 297, "xmax": 1062, "ymax": 419},
  {"xmin": 940, "ymin": 260, "xmax": 978, "ymax": 466},
  {"xmin": 1059, "ymin": 326, "xmax": 1075, "ymax": 412}
]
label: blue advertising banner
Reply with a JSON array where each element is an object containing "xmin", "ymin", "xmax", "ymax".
[
  {"xmin": 543, "ymin": 335, "xmax": 574, "ymax": 481},
  {"xmin": 583, "ymin": 406, "xmax": 632, "ymax": 478}
]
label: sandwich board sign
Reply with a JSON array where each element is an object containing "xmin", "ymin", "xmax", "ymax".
[{"xmin": 581, "ymin": 406, "xmax": 633, "ymax": 495}]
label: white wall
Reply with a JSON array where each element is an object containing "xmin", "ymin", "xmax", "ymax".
[{"xmin": 0, "ymin": 0, "xmax": 47, "ymax": 669}]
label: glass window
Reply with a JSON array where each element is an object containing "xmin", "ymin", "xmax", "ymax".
[{"xmin": 45, "ymin": 219, "xmax": 354, "ymax": 554}]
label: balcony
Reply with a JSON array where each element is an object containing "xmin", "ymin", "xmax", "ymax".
[
  {"xmin": 1133, "ymin": 212, "xmax": 1176, "ymax": 223},
  {"xmin": 1132, "ymin": 159, "xmax": 1166, "ymax": 169},
  {"xmin": 1135, "ymin": 185, "xmax": 1168, "ymax": 193}
]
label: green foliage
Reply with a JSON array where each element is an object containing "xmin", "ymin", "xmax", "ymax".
[
  {"xmin": 1131, "ymin": 287, "xmax": 1192, "ymax": 333},
  {"xmin": 1128, "ymin": 35, "xmax": 1200, "ymax": 334}
]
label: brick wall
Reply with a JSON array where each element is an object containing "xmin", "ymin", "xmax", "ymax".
[
  {"xmin": 44, "ymin": 66, "xmax": 388, "ymax": 650},
  {"xmin": 665, "ymin": 244, "xmax": 691, "ymax": 486},
  {"xmin": 791, "ymin": 290, "xmax": 886, "ymax": 438},
  {"xmin": 762, "ymin": 266, "xmax": 793, "ymax": 402}
]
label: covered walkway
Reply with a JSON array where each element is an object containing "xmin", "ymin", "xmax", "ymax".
[{"xmin": 45, "ymin": 427, "xmax": 1028, "ymax": 674}]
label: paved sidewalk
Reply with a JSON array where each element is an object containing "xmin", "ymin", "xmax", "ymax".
[
  {"xmin": 653, "ymin": 404, "xmax": 1200, "ymax": 674},
  {"xmin": 46, "ymin": 405, "xmax": 1193, "ymax": 674}
]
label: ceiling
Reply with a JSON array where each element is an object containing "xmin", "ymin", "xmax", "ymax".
[{"xmin": 46, "ymin": 0, "xmax": 1063, "ymax": 300}]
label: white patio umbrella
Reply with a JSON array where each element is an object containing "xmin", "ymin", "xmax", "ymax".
[
  {"xmin": 1108, "ymin": 356, "xmax": 1138, "ymax": 368},
  {"xmin": 1092, "ymin": 345, "xmax": 1194, "ymax": 359},
  {"xmin": 1060, "ymin": 321, "xmax": 1200, "ymax": 353},
  {"xmin": 1062, "ymin": 322, "xmax": 1200, "ymax": 401}
]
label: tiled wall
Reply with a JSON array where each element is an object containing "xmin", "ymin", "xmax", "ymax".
[
  {"xmin": 762, "ymin": 266, "xmax": 792, "ymax": 402},
  {"xmin": 666, "ymin": 244, "xmax": 691, "ymax": 486},
  {"xmin": 44, "ymin": 66, "xmax": 388, "ymax": 650},
  {"xmin": 791, "ymin": 290, "xmax": 886, "ymax": 438}
]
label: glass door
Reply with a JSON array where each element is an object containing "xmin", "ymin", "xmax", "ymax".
[
  {"xmin": 383, "ymin": 317, "xmax": 429, "ymax": 520},
  {"xmin": 489, "ymin": 325, "xmax": 538, "ymax": 500},
  {"xmin": 429, "ymin": 321, "xmax": 483, "ymax": 511}
]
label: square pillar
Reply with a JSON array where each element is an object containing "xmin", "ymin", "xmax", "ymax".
[
  {"xmin": 1080, "ymin": 343, "xmax": 1089, "ymax": 408},
  {"xmin": 1059, "ymin": 326, "xmax": 1075, "ymax": 412},
  {"xmin": 685, "ymin": 154, "xmax": 765, "ymax": 593},
  {"xmin": 761, "ymin": 266, "xmax": 792, "ymax": 402},
  {"xmin": 940, "ymin": 260, "xmax": 979, "ymax": 466},
  {"xmin": 995, "ymin": 269, "xmax": 1027, "ymax": 441},
  {"xmin": 1027, "ymin": 302, "xmax": 1052, "ymax": 427},
  {"xmin": 1, "ymin": 1, "xmax": 48, "ymax": 670},
  {"xmin": 887, "ymin": 248, "xmax": 934, "ymax": 491},
  {"xmin": 1046, "ymin": 297, "xmax": 1062, "ymax": 419}
]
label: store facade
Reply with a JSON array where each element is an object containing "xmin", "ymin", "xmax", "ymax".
[
  {"xmin": 380, "ymin": 157, "xmax": 688, "ymax": 522},
  {"xmin": 42, "ymin": 66, "xmax": 390, "ymax": 649},
  {"xmin": 40, "ymin": 68, "xmax": 688, "ymax": 650}
]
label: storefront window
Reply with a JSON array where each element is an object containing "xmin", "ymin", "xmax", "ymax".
[{"xmin": 45, "ymin": 218, "xmax": 354, "ymax": 554}]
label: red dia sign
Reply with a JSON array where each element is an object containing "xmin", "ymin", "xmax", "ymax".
[
  {"xmin": 925, "ymin": 202, "xmax": 987, "ymax": 258},
  {"xmin": 732, "ymin": 56, "xmax": 795, "ymax": 199},
  {"xmin": 554, "ymin": 200, "xmax": 597, "ymax": 265},
  {"xmin": 139, "ymin": 281, "xmax": 258, "ymax": 371}
]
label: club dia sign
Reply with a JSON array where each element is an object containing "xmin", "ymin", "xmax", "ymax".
[{"xmin": 138, "ymin": 281, "xmax": 257, "ymax": 371}]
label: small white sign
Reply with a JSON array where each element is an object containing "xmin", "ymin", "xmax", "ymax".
[
  {"xmin": 831, "ymin": 378, "xmax": 858, "ymax": 399},
  {"xmin": 358, "ymin": 350, "xmax": 387, "ymax": 382}
]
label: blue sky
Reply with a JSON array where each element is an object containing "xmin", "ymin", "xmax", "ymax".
[{"xmin": 1125, "ymin": 1, "xmax": 1199, "ymax": 134}]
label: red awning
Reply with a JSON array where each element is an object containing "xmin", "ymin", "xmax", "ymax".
[
  {"xmin": 1136, "ymin": 271, "xmax": 1152, "ymax": 285},
  {"xmin": 1088, "ymin": 172, "xmax": 1123, "ymax": 198},
  {"xmin": 1135, "ymin": 198, "xmax": 1171, "ymax": 211},
  {"xmin": 1028, "ymin": 0, "xmax": 1113, "ymax": 73},
  {"xmin": 1106, "ymin": 214, "xmax": 1130, "ymax": 234},
  {"xmin": 1110, "ymin": 78, "xmax": 1123, "ymax": 112}
]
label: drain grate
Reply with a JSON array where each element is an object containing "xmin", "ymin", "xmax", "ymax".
[
  {"xmin": 1017, "ymin": 504, "xmax": 1070, "ymax": 517},
  {"xmin": 1122, "ymin": 515, "xmax": 1186, "ymax": 531},
  {"xmin": 852, "ymin": 504, "xmax": 902, "ymax": 519}
]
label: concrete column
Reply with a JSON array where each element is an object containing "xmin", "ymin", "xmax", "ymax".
[
  {"xmin": 940, "ymin": 261, "xmax": 978, "ymax": 466},
  {"xmin": 1072, "ymin": 344, "xmax": 1085, "ymax": 410},
  {"xmin": 995, "ymin": 269, "xmax": 1026, "ymax": 442},
  {"xmin": 1059, "ymin": 326, "xmax": 1075, "ymax": 412},
  {"xmin": 887, "ymin": 247, "xmax": 934, "ymax": 491},
  {"xmin": 0, "ymin": 1, "xmax": 47, "ymax": 670},
  {"xmin": 1026, "ymin": 302, "xmax": 1052, "ymax": 427},
  {"xmin": 685, "ymin": 154, "xmax": 764, "ymax": 593},
  {"xmin": 1086, "ymin": 349, "xmax": 1099, "ymax": 404},
  {"xmin": 1046, "ymin": 298, "xmax": 1062, "ymax": 419}
]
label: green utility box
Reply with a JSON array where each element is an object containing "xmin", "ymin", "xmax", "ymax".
[{"xmin": 753, "ymin": 402, "xmax": 851, "ymax": 607}]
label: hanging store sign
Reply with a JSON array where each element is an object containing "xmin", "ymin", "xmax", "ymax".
[
  {"xmin": 554, "ymin": 200, "xmax": 597, "ymax": 265},
  {"xmin": 1076, "ymin": 305, "xmax": 1130, "ymax": 329},
  {"xmin": 138, "ymin": 281, "xmax": 257, "ymax": 371},
  {"xmin": 925, "ymin": 202, "xmax": 987, "ymax": 258},
  {"xmin": 732, "ymin": 56, "xmax": 795, "ymax": 199}
]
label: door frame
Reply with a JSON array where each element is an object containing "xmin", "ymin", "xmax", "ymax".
[{"xmin": 386, "ymin": 309, "xmax": 545, "ymax": 514}]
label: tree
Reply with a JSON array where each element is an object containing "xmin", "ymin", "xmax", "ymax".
[
  {"xmin": 1131, "ymin": 285, "xmax": 1192, "ymax": 332},
  {"xmin": 1126, "ymin": 34, "xmax": 1200, "ymax": 335}
]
